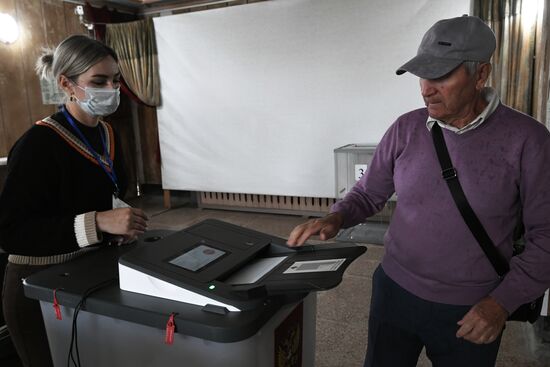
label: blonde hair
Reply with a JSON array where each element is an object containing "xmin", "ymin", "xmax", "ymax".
[{"xmin": 35, "ymin": 34, "xmax": 118, "ymax": 81}]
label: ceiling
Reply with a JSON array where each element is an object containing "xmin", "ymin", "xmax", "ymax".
[{"xmin": 91, "ymin": 0, "xmax": 240, "ymax": 14}]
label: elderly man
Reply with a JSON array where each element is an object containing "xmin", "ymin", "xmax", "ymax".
[{"xmin": 287, "ymin": 15, "xmax": 550, "ymax": 367}]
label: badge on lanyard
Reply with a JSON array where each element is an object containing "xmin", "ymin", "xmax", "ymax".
[{"xmin": 112, "ymin": 195, "xmax": 130, "ymax": 209}]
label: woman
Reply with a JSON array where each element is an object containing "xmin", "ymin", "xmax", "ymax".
[{"xmin": 0, "ymin": 35, "xmax": 148, "ymax": 367}]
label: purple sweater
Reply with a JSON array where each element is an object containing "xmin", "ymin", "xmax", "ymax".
[{"xmin": 332, "ymin": 104, "xmax": 550, "ymax": 313}]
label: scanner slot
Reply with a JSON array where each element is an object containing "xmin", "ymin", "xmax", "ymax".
[{"xmin": 224, "ymin": 253, "xmax": 288, "ymax": 285}]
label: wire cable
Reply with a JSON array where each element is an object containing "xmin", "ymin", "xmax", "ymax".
[{"xmin": 67, "ymin": 278, "xmax": 116, "ymax": 367}]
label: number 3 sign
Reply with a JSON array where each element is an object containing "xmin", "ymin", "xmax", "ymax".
[{"xmin": 355, "ymin": 164, "xmax": 367, "ymax": 181}]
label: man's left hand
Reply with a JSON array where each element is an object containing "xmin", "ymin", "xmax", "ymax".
[{"xmin": 456, "ymin": 296, "xmax": 508, "ymax": 344}]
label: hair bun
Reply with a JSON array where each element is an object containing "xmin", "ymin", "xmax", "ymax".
[
  {"xmin": 35, "ymin": 48, "xmax": 55, "ymax": 79},
  {"xmin": 40, "ymin": 53, "xmax": 53, "ymax": 65}
]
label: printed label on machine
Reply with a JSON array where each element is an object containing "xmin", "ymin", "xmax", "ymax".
[{"xmin": 283, "ymin": 259, "xmax": 346, "ymax": 274}]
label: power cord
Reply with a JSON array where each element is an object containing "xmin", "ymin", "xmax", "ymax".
[{"xmin": 67, "ymin": 278, "xmax": 116, "ymax": 367}]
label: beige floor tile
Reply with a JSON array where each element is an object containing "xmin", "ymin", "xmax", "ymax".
[
  {"xmin": 317, "ymin": 274, "xmax": 371, "ymax": 326},
  {"xmin": 345, "ymin": 249, "xmax": 381, "ymax": 278},
  {"xmin": 315, "ymin": 318, "xmax": 368, "ymax": 367}
]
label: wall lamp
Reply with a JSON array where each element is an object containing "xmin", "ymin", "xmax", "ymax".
[{"xmin": 0, "ymin": 12, "xmax": 20, "ymax": 44}]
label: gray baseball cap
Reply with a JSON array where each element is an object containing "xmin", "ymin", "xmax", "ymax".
[{"xmin": 396, "ymin": 15, "xmax": 496, "ymax": 79}]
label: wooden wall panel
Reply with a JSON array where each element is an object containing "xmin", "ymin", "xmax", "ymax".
[
  {"xmin": 0, "ymin": 0, "xmax": 18, "ymax": 157},
  {"xmin": 0, "ymin": 1, "xmax": 6, "ymax": 156},
  {"xmin": 107, "ymin": 94, "xmax": 138, "ymax": 198},
  {"xmin": 138, "ymin": 104, "xmax": 161, "ymax": 184},
  {"xmin": 63, "ymin": 2, "xmax": 87, "ymax": 36},
  {"xmin": 43, "ymin": 0, "xmax": 70, "ymax": 47},
  {"xmin": 0, "ymin": 0, "xmax": 32, "ymax": 157},
  {"xmin": 0, "ymin": 102, "xmax": 6, "ymax": 157},
  {"xmin": 0, "ymin": 52, "xmax": 6, "ymax": 157},
  {"xmin": 16, "ymin": 0, "xmax": 57, "ymax": 124}
]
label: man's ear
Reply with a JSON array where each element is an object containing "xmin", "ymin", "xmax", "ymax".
[{"xmin": 476, "ymin": 63, "xmax": 492, "ymax": 90}]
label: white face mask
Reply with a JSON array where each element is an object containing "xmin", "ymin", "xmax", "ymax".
[{"xmin": 74, "ymin": 84, "xmax": 120, "ymax": 117}]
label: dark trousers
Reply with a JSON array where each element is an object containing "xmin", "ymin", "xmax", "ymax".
[
  {"xmin": 364, "ymin": 266, "xmax": 502, "ymax": 367},
  {"xmin": 2, "ymin": 263, "xmax": 54, "ymax": 367}
]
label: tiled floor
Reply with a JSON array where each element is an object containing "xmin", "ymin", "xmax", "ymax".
[{"xmin": 129, "ymin": 192, "xmax": 550, "ymax": 367}]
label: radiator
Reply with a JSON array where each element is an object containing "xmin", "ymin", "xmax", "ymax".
[{"xmin": 197, "ymin": 191, "xmax": 395, "ymax": 221}]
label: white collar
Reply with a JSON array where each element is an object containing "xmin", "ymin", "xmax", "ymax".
[{"xmin": 426, "ymin": 87, "xmax": 499, "ymax": 134}]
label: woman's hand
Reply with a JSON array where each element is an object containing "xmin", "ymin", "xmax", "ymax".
[{"xmin": 96, "ymin": 208, "xmax": 149, "ymax": 244}]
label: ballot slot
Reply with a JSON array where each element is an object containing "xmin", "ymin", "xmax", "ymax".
[{"xmin": 224, "ymin": 255, "xmax": 289, "ymax": 285}]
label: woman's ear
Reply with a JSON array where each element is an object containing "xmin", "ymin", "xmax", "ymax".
[{"xmin": 58, "ymin": 75, "xmax": 74, "ymax": 96}]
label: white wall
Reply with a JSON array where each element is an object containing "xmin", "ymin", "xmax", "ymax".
[{"xmin": 154, "ymin": 0, "xmax": 470, "ymax": 198}]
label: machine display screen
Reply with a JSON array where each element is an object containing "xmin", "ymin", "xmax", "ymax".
[{"xmin": 169, "ymin": 244, "xmax": 226, "ymax": 272}]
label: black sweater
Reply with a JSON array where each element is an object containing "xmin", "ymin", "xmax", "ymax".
[{"xmin": 0, "ymin": 108, "xmax": 127, "ymax": 256}]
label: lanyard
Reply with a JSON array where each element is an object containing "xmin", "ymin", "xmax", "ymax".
[{"xmin": 61, "ymin": 106, "xmax": 120, "ymax": 197}]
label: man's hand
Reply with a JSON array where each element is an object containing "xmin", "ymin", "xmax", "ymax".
[
  {"xmin": 456, "ymin": 296, "xmax": 508, "ymax": 344},
  {"xmin": 286, "ymin": 212, "xmax": 344, "ymax": 247}
]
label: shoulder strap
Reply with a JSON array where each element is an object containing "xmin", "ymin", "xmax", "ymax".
[{"xmin": 431, "ymin": 123, "xmax": 509, "ymax": 276}]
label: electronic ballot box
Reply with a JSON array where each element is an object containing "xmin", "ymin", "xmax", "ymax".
[
  {"xmin": 119, "ymin": 219, "xmax": 366, "ymax": 312},
  {"xmin": 24, "ymin": 219, "xmax": 366, "ymax": 367}
]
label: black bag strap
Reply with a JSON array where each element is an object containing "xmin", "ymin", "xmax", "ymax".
[{"xmin": 431, "ymin": 123, "xmax": 509, "ymax": 276}]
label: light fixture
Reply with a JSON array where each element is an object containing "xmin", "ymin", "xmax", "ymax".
[
  {"xmin": 521, "ymin": 0, "xmax": 544, "ymax": 32},
  {"xmin": 74, "ymin": 5, "xmax": 94, "ymax": 31},
  {"xmin": 0, "ymin": 13, "xmax": 20, "ymax": 44}
]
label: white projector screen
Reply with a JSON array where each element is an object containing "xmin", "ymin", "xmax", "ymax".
[{"xmin": 154, "ymin": 0, "xmax": 470, "ymax": 198}]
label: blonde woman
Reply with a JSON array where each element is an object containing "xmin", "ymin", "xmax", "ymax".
[{"xmin": 0, "ymin": 35, "xmax": 148, "ymax": 367}]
